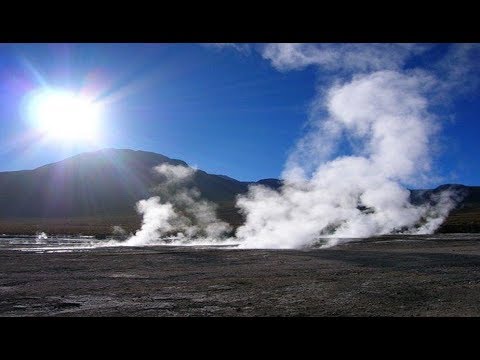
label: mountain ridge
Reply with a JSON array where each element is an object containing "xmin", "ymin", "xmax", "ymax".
[{"xmin": 0, "ymin": 148, "xmax": 478, "ymax": 235}]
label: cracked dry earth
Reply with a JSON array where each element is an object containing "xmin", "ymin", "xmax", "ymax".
[{"xmin": 1, "ymin": 235, "xmax": 480, "ymax": 316}]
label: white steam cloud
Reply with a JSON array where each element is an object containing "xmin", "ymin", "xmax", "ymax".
[
  {"xmin": 154, "ymin": 163, "xmax": 196, "ymax": 181},
  {"xmin": 125, "ymin": 164, "xmax": 231, "ymax": 246},
  {"xmin": 235, "ymin": 70, "xmax": 459, "ymax": 248},
  {"xmin": 124, "ymin": 44, "xmax": 474, "ymax": 249},
  {"xmin": 36, "ymin": 231, "xmax": 48, "ymax": 244}
]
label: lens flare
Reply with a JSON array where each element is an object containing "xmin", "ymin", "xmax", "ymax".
[{"xmin": 28, "ymin": 89, "xmax": 102, "ymax": 140}]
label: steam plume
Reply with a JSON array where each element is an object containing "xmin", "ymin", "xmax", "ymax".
[
  {"xmin": 126, "ymin": 44, "xmax": 478, "ymax": 249},
  {"xmin": 235, "ymin": 70, "xmax": 460, "ymax": 248},
  {"xmin": 125, "ymin": 164, "xmax": 231, "ymax": 246}
]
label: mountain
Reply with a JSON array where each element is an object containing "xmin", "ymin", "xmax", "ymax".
[
  {"xmin": 0, "ymin": 148, "xmax": 478, "ymax": 235},
  {"xmin": 0, "ymin": 149, "xmax": 272, "ymax": 234}
]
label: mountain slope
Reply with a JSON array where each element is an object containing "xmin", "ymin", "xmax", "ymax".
[
  {"xmin": 0, "ymin": 148, "xmax": 252, "ymax": 219},
  {"xmin": 0, "ymin": 148, "xmax": 478, "ymax": 235}
]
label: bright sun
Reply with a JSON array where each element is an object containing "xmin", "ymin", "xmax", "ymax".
[{"xmin": 28, "ymin": 89, "xmax": 102, "ymax": 141}]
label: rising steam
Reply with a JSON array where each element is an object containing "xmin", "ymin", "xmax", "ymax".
[
  {"xmin": 125, "ymin": 164, "xmax": 231, "ymax": 246},
  {"xmin": 123, "ymin": 44, "xmax": 477, "ymax": 249},
  {"xmin": 235, "ymin": 71, "xmax": 460, "ymax": 248},
  {"xmin": 36, "ymin": 232, "xmax": 48, "ymax": 244}
]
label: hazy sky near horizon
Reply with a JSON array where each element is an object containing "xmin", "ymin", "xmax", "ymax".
[{"xmin": 0, "ymin": 43, "xmax": 478, "ymax": 186}]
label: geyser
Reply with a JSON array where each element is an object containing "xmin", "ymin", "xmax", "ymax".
[
  {"xmin": 235, "ymin": 71, "xmax": 459, "ymax": 249},
  {"xmin": 124, "ymin": 71, "xmax": 461, "ymax": 249},
  {"xmin": 124, "ymin": 44, "xmax": 478, "ymax": 249},
  {"xmin": 125, "ymin": 164, "xmax": 231, "ymax": 246}
]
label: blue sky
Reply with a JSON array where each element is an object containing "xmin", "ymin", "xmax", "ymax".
[{"xmin": 0, "ymin": 43, "xmax": 478, "ymax": 186}]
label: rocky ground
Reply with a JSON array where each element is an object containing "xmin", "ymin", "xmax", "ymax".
[{"xmin": 1, "ymin": 234, "xmax": 480, "ymax": 316}]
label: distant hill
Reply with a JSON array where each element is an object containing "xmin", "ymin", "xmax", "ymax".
[
  {"xmin": 0, "ymin": 148, "xmax": 478, "ymax": 235},
  {"xmin": 0, "ymin": 148, "xmax": 253, "ymax": 218},
  {"xmin": 0, "ymin": 149, "xmax": 271, "ymax": 234}
]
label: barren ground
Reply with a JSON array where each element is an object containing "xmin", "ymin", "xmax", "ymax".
[{"xmin": 1, "ymin": 235, "xmax": 480, "ymax": 316}]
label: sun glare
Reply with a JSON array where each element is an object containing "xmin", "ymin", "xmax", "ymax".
[{"xmin": 28, "ymin": 89, "xmax": 102, "ymax": 141}]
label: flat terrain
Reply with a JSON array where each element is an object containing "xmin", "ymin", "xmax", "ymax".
[{"xmin": 1, "ymin": 234, "xmax": 480, "ymax": 316}]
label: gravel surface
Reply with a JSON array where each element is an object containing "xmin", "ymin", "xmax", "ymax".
[{"xmin": 1, "ymin": 234, "xmax": 480, "ymax": 316}]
